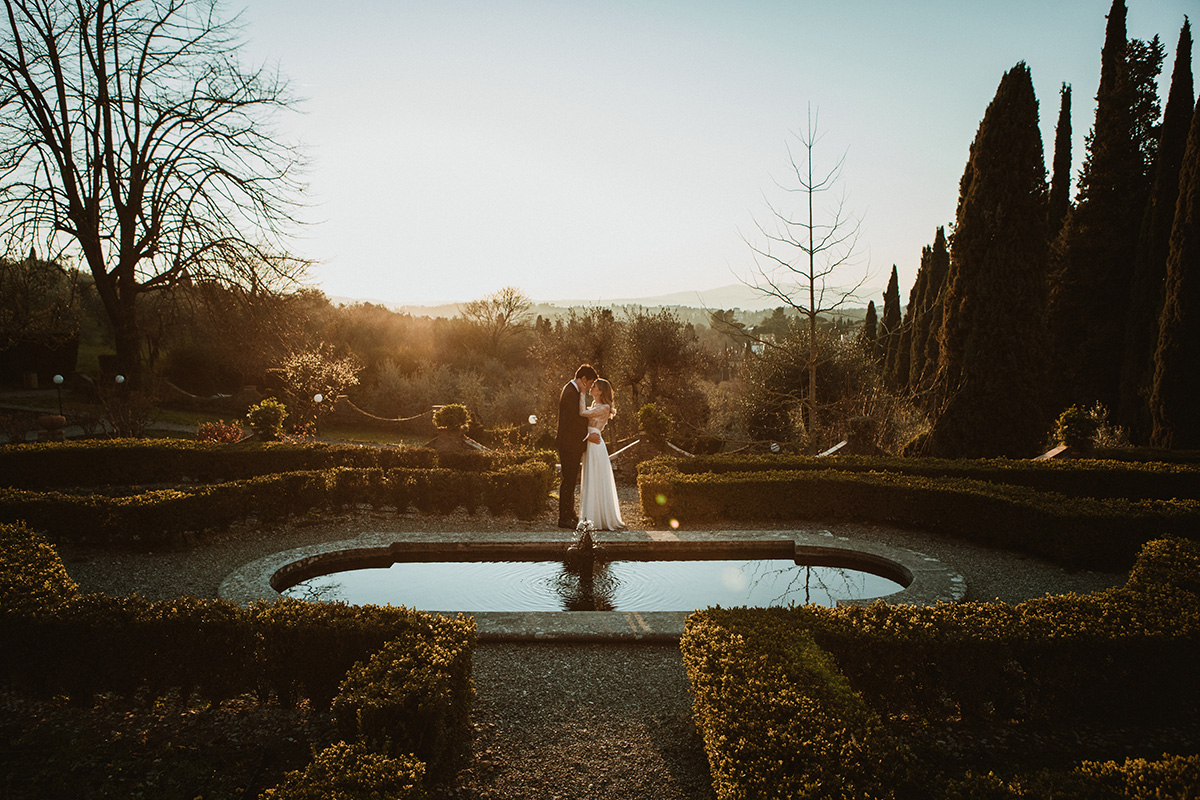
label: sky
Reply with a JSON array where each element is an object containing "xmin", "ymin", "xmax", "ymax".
[{"xmin": 237, "ymin": 0, "xmax": 1195, "ymax": 309}]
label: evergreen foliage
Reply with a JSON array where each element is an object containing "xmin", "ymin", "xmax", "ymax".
[
  {"xmin": 1049, "ymin": 0, "xmax": 1166, "ymax": 411},
  {"xmin": 928, "ymin": 63, "xmax": 1051, "ymax": 458},
  {"xmin": 880, "ymin": 264, "xmax": 902, "ymax": 381},
  {"xmin": 1120, "ymin": 18, "xmax": 1194, "ymax": 444},
  {"xmin": 890, "ymin": 276, "xmax": 916, "ymax": 394},
  {"xmin": 1048, "ymin": 83, "xmax": 1073, "ymax": 237},
  {"xmin": 859, "ymin": 300, "xmax": 878, "ymax": 356},
  {"xmin": 1150, "ymin": 90, "xmax": 1200, "ymax": 449},
  {"xmin": 908, "ymin": 227, "xmax": 950, "ymax": 403}
]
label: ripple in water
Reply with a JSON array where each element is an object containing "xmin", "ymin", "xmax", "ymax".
[{"xmin": 282, "ymin": 558, "xmax": 903, "ymax": 611}]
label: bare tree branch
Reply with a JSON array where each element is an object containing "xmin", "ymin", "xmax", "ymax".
[
  {"xmin": 0, "ymin": 0, "xmax": 307, "ymax": 383},
  {"xmin": 739, "ymin": 105, "xmax": 870, "ymax": 434}
]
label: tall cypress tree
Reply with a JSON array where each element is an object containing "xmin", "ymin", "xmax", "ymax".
[
  {"xmin": 911, "ymin": 226, "xmax": 950, "ymax": 402},
  {"xmin": 892, "ymin": 264, "xmax": 922, "ymax": 394},
  {"xmin": 1048, "ymin": 83, "xmax": 1073, "ymax": 237},
  {"xmin": 1048, "ymin": 0, "xmax": 1165, "ymax": 411},
  {"xmin": 1150, "ymin": 91, "xmax": 1200, "ymax": 449},
  {"xmin": 927, "ymin": 63, "xmax": 1051, "ymax": 458},
  {"xmin": 859, "ymin": 301, "xmax": 878, "ymax": 356},
  {"xmin": 1120, "ymin": 18, "xmax": 1193, "ymax": 443},
  {"xmin": 880, "ymin": 265, "xmax": 901, "ymax": 377}
]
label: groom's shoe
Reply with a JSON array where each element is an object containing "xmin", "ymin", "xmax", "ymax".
[{"xmin": 557, "ymin": 517, "xmax": 578, "ymax": 529}]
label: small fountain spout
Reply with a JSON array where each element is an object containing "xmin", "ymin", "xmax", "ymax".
[{"xmin": 566, "ymin": 520, "xmax": 603, "ymax": 567}]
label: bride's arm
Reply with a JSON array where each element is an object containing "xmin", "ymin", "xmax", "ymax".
[{"xmin": 579, "ymin": 393, "xmax": 603, "ymax": 420}]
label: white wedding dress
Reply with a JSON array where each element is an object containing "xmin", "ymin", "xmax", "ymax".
[{"xmin": 578, "ymin": 394, "xmax": 625, "ymax": 530}]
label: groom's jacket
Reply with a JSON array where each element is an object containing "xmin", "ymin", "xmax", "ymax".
[{"xmin": 556, "ymin": 381, "xmax": 588, "ymax": 456}]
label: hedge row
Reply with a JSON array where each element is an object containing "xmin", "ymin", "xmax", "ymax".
[
  {"xmin": 681, "ymin": 537, "xmax": 1200, "ymax": 799},
  {"xmin": 658, "ymin": 453, "xmax": 1200, "ymax": 501},
  {"xmin": 0, "ymin": 461, "xmax": 555, "ymax": 546},
  {"xmin": 638, "ymin": 462, "xmax": 1200, "ymax": 570},
  {"xmin": 263, "ymin": 742, "xmax": 426, "ymax": 800},
  {"xmin": 0, "ymin": 439, "xmax": 556, "ymax": 489},
  {"xmin": 1, "ymin": 521, "xmax": 474, "ymax": 797}
]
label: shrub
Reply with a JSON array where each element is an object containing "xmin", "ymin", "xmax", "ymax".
[
  {"xmin": 681, "ymin": 539, "xmax": 1200, "ymax": 799},
  {"xmin": 247, "ymin": 398, "xmax": 288, "ymax": 441},
  {"xmin": 682, "ymin": 609, "xmax": 916, "ymax": 799},
  {"xmin": 1054, "ymin": 405, "xmax": 1098, "ymax": 450},
  {"xmin": 333, "ymin": 620, "xmax": 475, "ymax": 780},
  {"xmin": 637, "ymin": 403, "xmax": 671, "ymax": 445},
  {"xmin": 432, "ymin": 403, "xmax": 469, "ymax": 431},
  {"xmin": 263, "ymin": 741, "xmax": 426, "ymax": 800},
  {"xmin": 0, "ymin": 521, "xmax": 80, "ymax": 616},
  {"xmin": 196, "ymin": 418, "xmax": 245, "ymax": 443}
]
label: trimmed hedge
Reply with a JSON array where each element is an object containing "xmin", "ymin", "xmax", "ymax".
[
  {"xmin": 681, "ymin": 538, "xmax": 1200, "ymax": 799},
  {"xmin": 682, "ymin": 613, "xmax": 915, "ymax": 799},
  {"xmin": 263, "ymin": 741, "xmax": 427, "ymax": 800},
  {"xmin": 0, "ymin": 590, "xmax": 476, "ymax": 715},
  {"xmin": 0, "ymin": 521, "xmax": 81, "ymax": 615},
  {"xmin": 639, "ymin": 461, "xmax": 1200, "ymax": 570},
  {"xmin": 656, "ymin": 453, "xmax": 1200, "ymax": 501},
  {"xmin": 333, "ymin": 629, "xmax": 474, "ymax": 780},
  {"xmin": 0, "ymin": 439, "xmax": 556, "ymax": 489},
  {"xmin": 0, "ymin": 461, "xmax": 556, "ymax": 546}
]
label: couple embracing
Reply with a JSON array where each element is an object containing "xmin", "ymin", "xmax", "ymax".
[{"xmin": 556, "ymin": 364, "xmax": 625, "ymax": 531}]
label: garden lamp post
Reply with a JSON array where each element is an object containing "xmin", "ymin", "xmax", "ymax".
[
  {"xmin": 313, "ymin": 394, "xmax": 323, "ymax": 437},
  {"xmin": 52, "ymin": 374, "xmax": 64, "ymax": 415}
]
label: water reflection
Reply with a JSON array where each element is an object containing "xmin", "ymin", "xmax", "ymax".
[
  {"xmin": 555, "ymin": 559, "xmax": 616, "ymax": 611},
  {"xmin": 280, "ymin": 557, "xmax": 902, "ymax": 612}
]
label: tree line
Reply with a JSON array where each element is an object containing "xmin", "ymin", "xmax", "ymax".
[
  {"xmin": 2, "ymin": 0, "xmax": 1194, "ymax": 457},
  {"xmin": 857, "ymin": 0, "xmax": 1197, "ymax": 455}
]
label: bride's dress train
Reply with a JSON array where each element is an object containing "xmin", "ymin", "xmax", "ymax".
[{"xmin": 579, "ymin": 397, "xmax": 624, "ymax": 530}]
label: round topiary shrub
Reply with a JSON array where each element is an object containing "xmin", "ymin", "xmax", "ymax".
[
  {"xmin": 246, "ymin": 398, "xmax": 288, "ymax": 441},
  {"xmin": 433, "ymin": 403, "xmax": 469, "ymax": 431},
  {"xmin": 1055, "ymin": 405, "xmax": 1098, "ymax": 450}
]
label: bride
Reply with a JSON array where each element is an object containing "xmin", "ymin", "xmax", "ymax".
[{"xmin": 578, "ymin": 378, "xmax": 625, "ymax": 530}]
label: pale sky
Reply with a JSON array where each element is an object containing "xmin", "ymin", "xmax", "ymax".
[{"xmin": 238, "ymin": 0, "xmax": 1195, "ymax": 308}]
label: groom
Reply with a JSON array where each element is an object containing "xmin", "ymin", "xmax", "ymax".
[{"xmin": 556, "ymin": 363, "xmax": 598, "ymax": 528}]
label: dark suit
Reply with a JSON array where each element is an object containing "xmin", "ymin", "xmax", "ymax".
[{"xmin": 556, "ymin": 380, "xmax": 588, "ymax": 524}]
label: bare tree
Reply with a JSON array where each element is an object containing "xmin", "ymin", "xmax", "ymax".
[
  {"xmin": 0, "ymin": 0, "xmax": 306, "ymax": 385},
  {"xmin": 743, "ymin": 107, "xmax": 868, "ymax": 436},
  {"xmin": 460, "ymin": 285, "xmax": 534, "ymax": 357}
]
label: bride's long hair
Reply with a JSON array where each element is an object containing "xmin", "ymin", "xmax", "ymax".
[{"xmin": 595, "ymin": 378, "xmax": 615, "ymax": 417}]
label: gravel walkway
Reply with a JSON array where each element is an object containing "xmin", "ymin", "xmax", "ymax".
[{"xmin": 53, "ymin": 486, "xmax": 1127, "ymax": 799}]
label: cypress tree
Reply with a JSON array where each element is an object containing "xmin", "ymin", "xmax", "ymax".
[
  {"xmin": 911, "ymin": 226, "xmax": 950, "ymax": 402},
  {"xmin": 1120, "ymin": 18, "xmax": 1193, "ymax": 443},
  {"xmin": 1150, "ymin": 91, "xmax": 1200, "ymax": 449},
  {"xmin": 859, "ymin": 300, "xmax": 878, "ymax": 356},
  {"xmin": 1048, "ymin": 0, "xmax": 1165, "ymax": 411},
  {"xmin": 880, "ymin": 265, "xmax": 902, "ymax": 377},
  {"xmin": 1048, "ymin": 83, "xmax": 1073, "ymax": 237},
  {"xmin": 892, "ymin": 265, "xmax": 922, "ymax": 394},
  {"xmin": 927, "ymin": 63, "xmax": 1051, "ymax": 458}
]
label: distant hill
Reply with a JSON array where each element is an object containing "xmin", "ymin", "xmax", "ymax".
[{"xmin": 329, "ymin": 283, "xmax": 870, "ymax": 326}]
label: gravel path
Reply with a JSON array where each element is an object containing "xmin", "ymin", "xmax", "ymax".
[{"xmin": 53, "ymin": 486, "xmax": 1127, "ymax": 799}]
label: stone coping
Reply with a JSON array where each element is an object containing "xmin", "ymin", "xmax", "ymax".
[{"xmin": 219, "ymin": 529, "xmax": 967, "ymax": 641}]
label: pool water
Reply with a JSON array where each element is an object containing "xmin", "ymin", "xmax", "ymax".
[{"xmin": 280, "ymin": 558, "xmax": 904, "ymax": 612}]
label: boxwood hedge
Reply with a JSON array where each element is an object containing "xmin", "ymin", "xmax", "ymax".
[
  {"xmin": 639, "ymin": 457, "xmax": 1200, "ymax": 570},
  {"xmin": 682, "ymin": 537, "xmax": 1200, "ymax": 799}
]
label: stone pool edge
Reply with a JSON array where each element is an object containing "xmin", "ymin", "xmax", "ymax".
[{"xmin": 218, "ymin": 529, "xmax": 967, "ymax": 641}]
